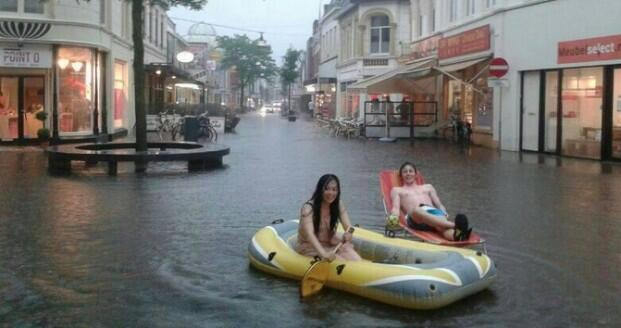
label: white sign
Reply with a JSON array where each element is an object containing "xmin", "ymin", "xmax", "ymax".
[
  {"xmin": 210, "ymin": 116, "xmax": 225, "ymax": 134},
  {"xmin": 1, "ymin": 45, "xmax": 52, "ymax": 68},
  {"xmin": 488, "ymin": 78, "xmax": 509, "ymax": 88},
  {"xmin": 176, "ymin": 51, "xmax": 194, "ymax": 63}
]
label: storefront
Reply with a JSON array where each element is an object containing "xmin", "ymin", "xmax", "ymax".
[
  {"xmin": 437, "ymin": 25, "xmax": 494, "ymax": 146},
  {"xmin": 304, "ymin": 77, "xmax": 336, "ymax": 119},
  {"xmin": 0, "ymin": 44, "xmax": 51, "ymax": 142},
  {"xmin": 0, "ymin": 43, "xmax": 110, "ymax": 144},
  {"xmin": 520, "ymin": 34, "xmax": 621, "ymax": 160}
]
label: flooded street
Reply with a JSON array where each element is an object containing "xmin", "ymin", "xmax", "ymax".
[{"xmin": 1, "ymin": 113, "xmax": 620, "ymax": 327}]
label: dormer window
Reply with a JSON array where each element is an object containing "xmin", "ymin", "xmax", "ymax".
[{"xmin": 370, "ymin": 15, "xmax": 390, "ymax": 54}]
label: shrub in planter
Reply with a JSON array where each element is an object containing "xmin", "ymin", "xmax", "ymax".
[
  {"xmin": 35, "ymin": 110, "xmax": 48, "ymax": 122},
  {"xmin": 37, "ymin": 128, "xmax": 51, "ymax": 141}
]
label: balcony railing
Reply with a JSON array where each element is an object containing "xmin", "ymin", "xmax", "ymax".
[{"xmin": 363, "ymin": 58, "xmax": 389, "ymax": 66}]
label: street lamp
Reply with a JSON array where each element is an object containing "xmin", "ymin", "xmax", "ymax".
[{"xmin": 257, "ymin": 32, "xmax": 268, "ymax": 48}]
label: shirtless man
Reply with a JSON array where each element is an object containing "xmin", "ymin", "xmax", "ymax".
[{"xmin": 388, "ymin": 162, "xmax": 470, "ymax": 241}]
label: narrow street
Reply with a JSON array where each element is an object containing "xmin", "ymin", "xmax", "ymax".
[{"xmin": 1, "ymin": 112, "xmax": 620, "ymax": 327}]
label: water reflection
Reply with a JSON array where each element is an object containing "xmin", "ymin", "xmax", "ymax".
[{"xmin": 1, "ymin": 114, "xmax": 621, "ymax": 326}]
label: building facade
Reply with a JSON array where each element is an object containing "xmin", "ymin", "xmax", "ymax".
[
  {"xmin": 336, "ymin": 0, "xmax": 413, "ymax": 120},
  {"xmin": 0, "ymin": 0, "xmax": 167, "ymax": 144}
]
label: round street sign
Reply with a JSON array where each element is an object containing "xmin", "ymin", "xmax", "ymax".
[{"xmin": 489, "ymin": 57, "xmax": 509, "ymax": 78}]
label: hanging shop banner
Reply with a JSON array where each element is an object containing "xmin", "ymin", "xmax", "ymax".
[
  {"xmin": 399, "ymin": 35, "xmax": 441, "ymax": 63},
  {"xmin": 558, "ymin": 34, "xmax": 621, "ymax": 64},
  {"xmin": 0, "ymin": 44, "xmax": 52, "ymax": 68},
  {"xmin": 438, "ymin": 25, "xmax": 490, "ymax": 60}
]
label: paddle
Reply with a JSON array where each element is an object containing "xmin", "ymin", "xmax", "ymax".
[{"xmin": 300, "ymin": 227, "xmax": 354, "ymax": 298}]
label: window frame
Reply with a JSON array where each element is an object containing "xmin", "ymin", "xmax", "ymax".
[
  {"xmin": 369, "ymin": 15, "xmax": 390, "ymax": 55},
  {"xmin": 1, "ymin": 0, "xmax": 46, "ymax": 15},
  {"xmin": 449, "ymin": 0, "xmax": 458, "ymax": 22}
]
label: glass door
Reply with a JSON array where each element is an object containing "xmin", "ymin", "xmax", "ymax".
[
  {"xmin": 613, "ymin": 68, "xmax": 621, "ymax": 159},
  {"xmin": 22, "ymin": 77, "xmax": 45, "ymax": 139},
  {"xmin": 0, "ymin": 77, "xmax": 19, "ymax": 140},
  {"xmin": 561, "ymin": 67, "xmax": 603, "ymax": 159},
  {"xmin": 522, "ymin": 71, "xmax": 541, "ymax": 151},
  {"xmin": 544, "ymin": 71, "xmax": 559, "ymax": 152}
]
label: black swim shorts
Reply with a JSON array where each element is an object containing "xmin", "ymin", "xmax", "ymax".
[{"xmin": 405, "ymin": 214, "xmax": 434, "ymax": 231}]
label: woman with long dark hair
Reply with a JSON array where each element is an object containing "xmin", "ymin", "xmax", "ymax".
[{"xmin": 296, "ymin": 174, "xmax": 361, "ymax": 261}]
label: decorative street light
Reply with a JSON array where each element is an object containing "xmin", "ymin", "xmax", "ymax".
[{"xmin": 257, "ymin": 32, "xmax": 268, "ymax": 48}]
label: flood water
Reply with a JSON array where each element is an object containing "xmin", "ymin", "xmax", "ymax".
[{"xmin": 1, "ymin": 112, "xmax": 620, "ymax": 327}]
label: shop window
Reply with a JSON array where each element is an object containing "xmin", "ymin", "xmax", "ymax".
[
  {"xmin": 475, "ymin": 85, "xmax": 493, "ymax": 129},
  {"xmin": 612, "ymin": 69, "xmax": 621, "ymax": 159},
  {"xmin": 370, "ymin": 15, "xmax": 390, "ymax": 54},
  {"xmin": 57, "ymin": 47, "xmax": 96, "ymax": 134},
  {"xmin": 114, "ymin": 61, "xmax": 127, "ymax": 129},
  {"xmin": 0, "ymin": 0, "xmax": 17, "ymax": 12},
  {"xmin": 544, "ymin": 71, "xmax": 559, "ymax": 152},
  {"xmin": 24, "ymin": 0, "xmax": 44, "ymax": 14},
  {"xmin": 0, "ymin": 78, "xmax": 18, "ymax": 140},
  {"xmin": 561, "ymin": 67, "xmax": 603, "ymax": 159}
]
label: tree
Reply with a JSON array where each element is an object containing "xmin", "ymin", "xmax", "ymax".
[
  {"xmin": 216, "ymin": 35, "xmax": 276, "ymax": 113},
  {"xmin": 279, "ymin": 48, "xmax": 302, "ymax": 115},
  {"xmin": 44, "ymin": 0, "xmax": 207, "ymax": 155}
]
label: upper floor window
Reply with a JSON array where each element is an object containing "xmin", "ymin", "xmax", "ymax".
[
  {"xmin": 467, "ymin": 0, "xmax": 476, "ymax": 16},
  {"xmin": 1, "ymin": 0, "xmax": 44, "ymax": 14},
  {"xmin": 449, "ymin": 0, "xmax": 458, "ymax": 22},
  {"xmin": 370, "ymin": 15, "xmax": 390, "ymax": 54},
  {"xmin": 24, "ymin": 0, "xmax": 44, "ymax": 13},
  {"xmin": 100, "ymin": 0, "xmax": 105, "ymax": 24},
  {"xmin": 486, "ymin": 0, "xmax": 497, "ymax": 8},
  {"xmin": 0, "ymin": 0, "xmax": 18, "ymax": 12},
  {"xmin": 431, "ymin": 8, "xmax": 436, "ymax": 32}
]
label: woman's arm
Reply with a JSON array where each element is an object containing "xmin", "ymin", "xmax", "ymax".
[
  {"xmin": 339, "ymin": 202, "xmax": 354, "ymax": 243},
  {"xmin": 300, "ymin": 205, "xmax": 333, "ymax": 260}
]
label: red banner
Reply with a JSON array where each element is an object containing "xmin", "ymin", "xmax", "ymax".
[
  {"xmin": 438, "ymin": 25, "xmax": 490, "ymax": 60},
  {"xmin": 558, "ymin": 34, "xmax": 621, "ymax": 64}
]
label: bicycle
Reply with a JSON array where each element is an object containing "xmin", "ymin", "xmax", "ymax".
[
  {"xmin": 157, "ymin": 110, "xmax": 183, "ymax": 141},
  {"xmin": 197, "ymin": 113, "xmax": 217, "ymax": 143}
]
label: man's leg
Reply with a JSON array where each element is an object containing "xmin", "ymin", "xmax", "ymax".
[{"xmin": 408, "ymin": 207, "xmax": 454, "ymax": 229}]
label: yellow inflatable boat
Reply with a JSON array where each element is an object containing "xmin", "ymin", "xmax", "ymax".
[{"xmin": 248, "ymin": 220, "xmax": 496, "ymax": 310}]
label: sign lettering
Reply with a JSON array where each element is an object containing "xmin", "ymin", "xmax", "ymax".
[
  {"xmin": 0, "ymin": 45, "xmax": 52, "ymax": 68},
  {"xmin": 438, "ymin": 25, "xmax": 490, "ymax": 60},
  {"xmin": 558, "ymin": 34, "xmax": 621, "ymax": 64}
]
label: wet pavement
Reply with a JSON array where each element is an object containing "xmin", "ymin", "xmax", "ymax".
[{"xmin": 1, "ymin": 112, "xmax": 620, "ymax": 327}]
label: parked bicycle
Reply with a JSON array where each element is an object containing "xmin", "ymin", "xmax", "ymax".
[
  {"xmin": 157, "ymin": 110, "xmax": 184, "ymax": 141},
  {"xmin": 197, "ymin": 113, "xmax": 217, "ymax": 143}
]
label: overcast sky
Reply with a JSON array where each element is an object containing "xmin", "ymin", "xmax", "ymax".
[{"xmin": 168, "ymin": 0, "xmax": 332, "ymax": 64}]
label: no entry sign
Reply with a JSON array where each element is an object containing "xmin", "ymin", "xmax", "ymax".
[{"xmin": 489, "ymin": 57, "xmax": 509, "ymax": 78}]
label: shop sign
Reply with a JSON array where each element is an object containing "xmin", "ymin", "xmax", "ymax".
[
  {"xmin": 438, "ymin": 25, "xmax": 490, "ymax": 60},
  {"xmin": 399, "ymin": 35, "xmax": 441, "ymax": 63},
  {"xmin": 558, "ymin": 34, "xmax": 621, "ymax": 64},
  {"xmin": 0, "ymin": 45, "xmax": 52, "ymax": 68}
]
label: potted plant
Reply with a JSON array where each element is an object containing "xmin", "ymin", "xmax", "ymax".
[{"xmin": 35, "ymin": 110, "xmax": 51, "ymax": 147}]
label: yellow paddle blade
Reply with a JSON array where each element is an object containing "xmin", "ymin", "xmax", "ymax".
[{"xmin": 300, "ymin": 261, "xmax": 330, "ymax": 298}]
